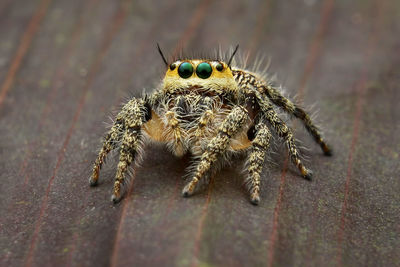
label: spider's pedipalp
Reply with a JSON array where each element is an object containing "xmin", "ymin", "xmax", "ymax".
[
  {"xmin": 165, "ymin": 110, "xmax": 185, "ymax": 157},
  {"xmin": 245, "ymin": 120, "xmax": 271, "ymax": 205},
  {"xmin": 182, "ymin": 106, "xmax": 248, "ymax": 197},
  {"xmin": 192, "ymin": 97, "xmax": 216, "ymax": 150}
]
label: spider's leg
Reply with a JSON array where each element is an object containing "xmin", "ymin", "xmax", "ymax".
[
  {"xmin": 89, "ymin": 121, "xmax": 123, "ymax": 186},
  {"xmin": 111, "ymin": 98, "xmax": 149, "ymax": 203},
  {"xmin": 233, "ymin": 70, "xmax": 332, "ymax": 155},
  {"xmin": 182, "ymin": 106, "xmax": 248, "ymax": 197},
  {"xmin": 261, "ymin": 84, "xmax": 332, "ymax": 155},
  {"xmin": 245, "ymin": 120, "xmax": 271, "ymax": 205},
  {"xmin": 256, "ymin": 92, "xmax": 313, "ymax": 180}
]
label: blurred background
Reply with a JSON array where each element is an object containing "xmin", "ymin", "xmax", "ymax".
[{"xmin": 0, "ymin": 0, "xmax": 399, "ymax": 266}]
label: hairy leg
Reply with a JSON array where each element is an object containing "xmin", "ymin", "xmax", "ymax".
[
  {"xmin": 245, "ymin": 121, "xmax": 271, "ymax": 205},
  {"xmin": 232, "ymin": 70, "xmax": 332, "ymax": 155},
  {"xmin": 182, "ymin": 106, "xmax": 248, "ymax": 197},
  {"xmin": 90, "ymin": 121, "xmax": 124, "ymax": 186},
  {"xmin": 111, "ymin": 98, "xmax": 148, "ymax": 203},
  {"xmin": 256, "ymin": 92, "xmax": 313, "ymax": 179},
  {"xmin": 260, "ymin": 84, "xmax": 332, "ymax": 155}
]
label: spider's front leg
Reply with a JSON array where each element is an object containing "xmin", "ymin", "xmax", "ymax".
[
  {"xmin": 90, "ymin": 97, "xmax": 152, "ymax": 203},
  {"xmin": 182, "ymin": 106, "xmax": 248, "ymax": 197}
]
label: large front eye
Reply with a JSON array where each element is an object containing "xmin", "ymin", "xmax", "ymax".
[
  {"xmin": 178, "ymin": 62, "xmax": 193, "ymax": 78},
  {"xmin": 196, "ymin": 62, "xmax": 212, "ymax": 79}
]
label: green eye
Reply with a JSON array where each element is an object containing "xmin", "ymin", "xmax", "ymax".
[
  {"xmin": 178, "ymin": 62, "xmax": 193, "ymax": 78},
  {"xmin": 196, "ymin": 62, "xmax": 212, "ymax": 79}
]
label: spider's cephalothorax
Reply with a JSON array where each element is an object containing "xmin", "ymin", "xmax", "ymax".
[{"xmin": 89, "ymin": 46, "xmax": 332, "ymax": 205}]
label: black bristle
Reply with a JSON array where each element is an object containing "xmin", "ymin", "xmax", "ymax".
[
  {"xmin": 228, "ymin": 44, "xmax": 239, "ymax": 67},
  {"xmin": 157, "ymin": 43, "xmax": 168, "ymax": 66}
]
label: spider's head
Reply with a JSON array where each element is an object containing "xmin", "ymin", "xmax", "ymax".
[{"xmin": 162, "ymin": 59, "xmax": 238, "ymax": 95}]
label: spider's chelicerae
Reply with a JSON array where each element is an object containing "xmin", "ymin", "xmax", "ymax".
[{"xmin": 89, "ymin": 45, "xmax": 332, "ymax": 205}]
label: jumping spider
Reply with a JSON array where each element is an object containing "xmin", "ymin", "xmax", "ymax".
[{"xmin": 89, "ymin": 45, "xmax": 332, "ymax": 205}]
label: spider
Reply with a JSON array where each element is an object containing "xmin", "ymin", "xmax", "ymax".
[{"xmin": 89, "ymin": 45, "xmax": 332, "ymax": 205}]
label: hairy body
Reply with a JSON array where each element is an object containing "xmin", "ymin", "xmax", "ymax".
[{"xmin": 89, "ymin": 47, "xmax": 332, "ymax": 205}]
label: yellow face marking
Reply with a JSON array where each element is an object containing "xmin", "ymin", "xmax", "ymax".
[{"xmin": 162, "ymin": 60, "xmax": 238, "ymax": 93}]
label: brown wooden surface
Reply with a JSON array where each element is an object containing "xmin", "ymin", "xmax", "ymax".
[{"xmin": 1, "ymin": 0, "xmax": 399, "ymax": 266}]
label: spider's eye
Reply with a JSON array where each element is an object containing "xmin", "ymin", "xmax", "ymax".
[
  {"xmin": 196, "ymin": 62, "xmax": 212, "ymax": 79},
  {"xmin": 216, "ymin": 63, "xmax": 223, "ymax": 71},
  {"xmin": 170, "ymin": 63, "xmax": 176, "ymax": 70},
  {"xmin": 178, "ymin": 62, "xmax": 193, "ymax": 78}
]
